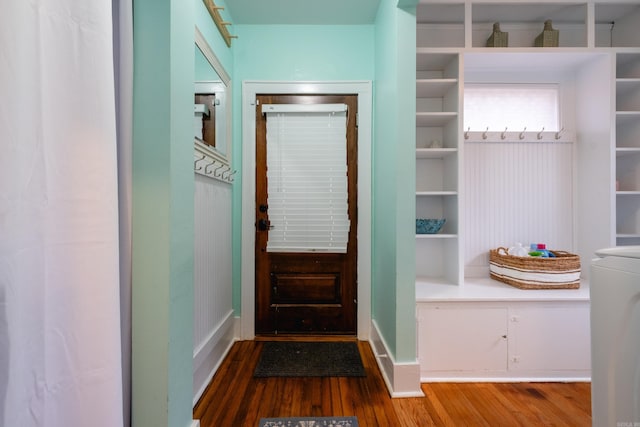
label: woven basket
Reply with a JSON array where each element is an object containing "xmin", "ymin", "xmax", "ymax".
[{"xmin": 489, "ymin": 247, "xmax": 580, "ymax": 289}]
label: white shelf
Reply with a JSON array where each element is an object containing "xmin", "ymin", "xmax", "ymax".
[
  {"xmin": 417, "ymin": 1, "xmax": 640, "ymax": 50},
  {"xmin": 616, "ymin": 53, "xmax": 640, "ymax": 242},
  {"xmin": 416, "ymin": 191, "xmax": 458, "ymax": 196},
  {"xmin": 416, "ymin": 148, "xmax": 458, "ymax": 159},
  {"xmin": 616, "ymin": 147, "xmax": 640, "ymax": 156},
  {"xmin": 416, "ymin": 277, "xmax": 590, "ymax": 303},
  {"xmin": 417, "ymin": 50, "xmax": 463, "ymax": 69},
  {"xmin": 416, "ymin": 79, "xmax": 458, "ymax": 97},
  {"xmin": 471, "ymin": 3, "xmax": 586, "ymax": 25},
  {"xmin": 617, "ymin": 233, "xmax": 640, "ymax": 238},
  {"xmin": 416, "ymin": 112, "xmax": 458, "ymax": 127},
  {"xmin": 416, "ymin": 233, "xmax": 457, "ymax": 239},
  {"xmin": 616, "ymin": 111, "xmax": 640, "ymax": 118}
]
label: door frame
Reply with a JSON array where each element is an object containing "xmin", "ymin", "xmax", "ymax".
[{"xmin": 241, "ymin": 81, "xmax": 372, "ymax": 340}]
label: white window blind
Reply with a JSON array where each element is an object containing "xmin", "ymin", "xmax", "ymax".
[
  {"xmin": 464, "ymin": 84, "xmax": 560, "ymax": 132},
  {"xmin": 265, "ymin": 104, "xmax": 350, "ymax": 253}
]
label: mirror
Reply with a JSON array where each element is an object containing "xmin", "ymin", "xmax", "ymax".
[{"xmin": 194, "ymin": 26, "xmax": 231, "ymax": 165}]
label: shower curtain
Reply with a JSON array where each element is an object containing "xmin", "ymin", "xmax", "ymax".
[{"xmin": 0, "ymin": 0, "xmax": 132, "ymax": 425}]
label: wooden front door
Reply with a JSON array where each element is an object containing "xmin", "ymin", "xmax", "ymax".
[{"xmin": 255, "ymin": 94, "xmax": 358, "ymax": 335}]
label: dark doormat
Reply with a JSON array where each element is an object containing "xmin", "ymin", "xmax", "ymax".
[
  {"xmin": 253, "ymin": 341, "xmax": 366, "ymax": 377},
  {"xmin": 259, "ymin": 416, "xmax": 359, "ymax": 426}
]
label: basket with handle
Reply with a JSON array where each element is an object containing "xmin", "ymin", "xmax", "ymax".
[{"xmin": 489, "ymin": 247, "xmax": 581, "ymax": 289}]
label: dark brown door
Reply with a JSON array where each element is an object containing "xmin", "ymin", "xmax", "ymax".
[{"xmin": 255, "ymin": 94, "xmax": 358, "ymax": 335}]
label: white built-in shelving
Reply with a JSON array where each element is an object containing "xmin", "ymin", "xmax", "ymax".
[
  {"xmin": 615, "ymin": 52, "xmax": 640, "ymax": 245},
  {"xmin": 415, "ymin": 0, "xmax": 640, "ymax": 380},
  {"xmin": 417, "ymin": 1, "xmax": 640, "ymax": 50},
  {"xmin": 415, "ymin": 52, "xmax": 461, "ymax": 286},
  {"xmin": 415, "ymin": 0, "xmax": 640, "ymax": 291}
]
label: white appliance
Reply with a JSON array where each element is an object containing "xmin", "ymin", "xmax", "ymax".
[{"xmin": 590, "ymin": 246, "xmax": 640, "ymax": 427}]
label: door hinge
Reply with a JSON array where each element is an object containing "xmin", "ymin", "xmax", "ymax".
[{"xmin": 356, "ymin": 112, "xmax": 359, "ymax": 127}]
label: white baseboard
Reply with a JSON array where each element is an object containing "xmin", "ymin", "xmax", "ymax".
[
  {"xmin": 421, "ymin": 374, "xmax": 591, "ymax": 382},
  {"xmin": 192, "ymin": 311, "xmax": 238, "ymax": 405},
  {"xmin": 370, "ymin": 320, "xmax": 424, "ymax": 398},
  {"xmin": 190, "ymin": 420, "xmax": 200, "ymax": 427}
]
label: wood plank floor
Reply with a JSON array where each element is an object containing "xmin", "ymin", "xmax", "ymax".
[{"xmin": 193, "ymin": 340, "xmax": 592, "ymax": 426}]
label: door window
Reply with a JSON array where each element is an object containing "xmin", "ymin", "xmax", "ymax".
[{"xmin": 264, "ymin": 104, "xmax": 350, "ymax": 253}]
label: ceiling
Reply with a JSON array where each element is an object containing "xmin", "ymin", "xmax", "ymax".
[{"xmin": 225, "ymin": 0, "xmax": 382, "ymax": 25}]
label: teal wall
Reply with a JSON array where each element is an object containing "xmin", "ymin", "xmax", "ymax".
[
  {"xmin": 394, "ymin": 2, "xmax": 417, "ymax": 363},
  {"xmin": 130, "ymin": 2, "xmax": 417, "ymax": 424},
  {"xmin": 194, "ymin": 0, "xmax": 240, "ymax": 313},
  {"xmin": 195, "ymin": 0, "xmax": 234, "ymax": 74},
  {"xmin": 372, "ymin": 0, "xmax": 417, "ymax": 362},
  {"xmin": 132, "ymin": 0, "xmax": 195, "ymax": 425},
  {"xmin": 233, "ymin": 25, "xmax": 375, "ymax": 81},
  {"xmin": 231, "ymin": 24, "xmax": 376, "ymax": 314},
  {"xmin": 195, "ymin": 46, "xmax": 219, "ymax": 81},
  {"xmin": 229, "ymin": 1, "xmax": 418, "ymax": 363}
]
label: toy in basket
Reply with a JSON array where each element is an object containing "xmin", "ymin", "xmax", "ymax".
[{"xmin": 489, "ymin": 247, "xmax": 581, "ymax": 289}]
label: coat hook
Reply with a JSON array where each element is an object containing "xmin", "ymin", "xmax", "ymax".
[
  {"xmin": 555, "ymin": 126, "xmax": 565, "ymax": 140},
  {"xmin": 227, "ymin": 170, "xmax": 237, "ymax": 182},
  {"xmin": 501, "ymin": 127, "xmax": 508, "ymax": 140},
  {"xmin": 464, "ymin": 127, "xmax": 470, "ymax": 140},
  {"xmin": 482, "ymin": 127, "xmax": 489, "ymax": 140},
  {"xmin": 204, "ymin": 159, "xmax": 218, "ymax": 174},
  {"xmin": 214, "ymin": 163, "xmax": 226, "ymax": 177},
  {"xmin": 222, "ymin": 167, "xmax": 232, "ymax": 180},
  {"xmin": 194, "ymin": 154, "xmax": 206, "ymax": 170},
  {"xmin": 519, "ymin": 127, "xmax": 527, "ymax": 140},
  {"xmin": 537, "ymin": 127, "xmax": 545, "ymax": 140}
]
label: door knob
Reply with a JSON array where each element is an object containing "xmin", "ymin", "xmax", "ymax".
[{"xmin": 258, "ymin": 219, "xmax": 272, "ymax": 231}]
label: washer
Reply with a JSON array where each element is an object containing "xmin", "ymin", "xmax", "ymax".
[{"xmin": 591, "ymin": 246, "xmax": 640, "ymax": 427}]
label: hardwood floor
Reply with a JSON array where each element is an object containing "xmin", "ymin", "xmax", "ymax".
[{"xmin": 194, "ymin": 340, "xmax": 592, "ymax": 426}]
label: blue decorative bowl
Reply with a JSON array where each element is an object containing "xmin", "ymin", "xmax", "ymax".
[{"xmin": 416, "ymin": 218, "xmax": 446, "ymax": 234}]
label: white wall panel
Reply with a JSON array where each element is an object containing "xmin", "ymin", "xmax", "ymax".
[
  {"xmin": 193, "ymin": 174, "xmax": 233, "ymax": 403},
  {"xmin": 464, "ymin": 141, "xmax": 574, "ymax": 276}
]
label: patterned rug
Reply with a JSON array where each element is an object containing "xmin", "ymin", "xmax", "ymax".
[
  {"xmin": 258, "ymin": 416, "xmax": 359, "ymax": 427},
  {"xmin": 253, "ymin": 341, "xmax": 365, "ymax": 377}
]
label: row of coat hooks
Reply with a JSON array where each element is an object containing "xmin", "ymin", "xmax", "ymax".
[
  {"xmin": 194, "ymin": 154, "xmax": 236, "ymax": 183},
  {"xmin": 465, "ymin": 126, "xmax": 565, "ymax": 141}
]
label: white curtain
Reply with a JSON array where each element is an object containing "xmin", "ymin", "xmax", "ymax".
[{"xmin": 0, "ymin": 0, "xmax": 127, "ymax": 426}]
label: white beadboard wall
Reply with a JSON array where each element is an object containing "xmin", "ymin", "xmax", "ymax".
[
  {"xmin": 464, "ymin": 141, "xmax": 575, "ymax": 276},
  {"xmin": 193, "ymin": 174, "xmax": 235, "ymax": 404}
]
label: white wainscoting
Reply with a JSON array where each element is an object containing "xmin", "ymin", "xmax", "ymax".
[
  {"xmin": 464, "ymin": 141, "xmax": 575, "ymax": 277},
  {"xmin": 193, "ymin": 174, "xmax": 235, "ymax": 405}
]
